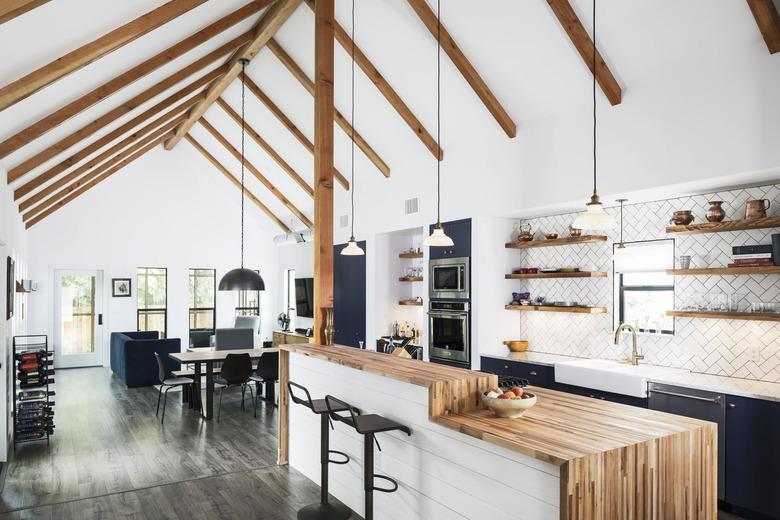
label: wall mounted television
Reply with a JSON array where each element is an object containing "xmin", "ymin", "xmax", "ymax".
[{"xmin": 295, "ymin": 277, "xmax": 314, "ymax": 318}]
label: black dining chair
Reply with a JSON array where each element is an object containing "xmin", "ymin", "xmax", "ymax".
[
  {"xmin": 249, "ymin": 351, "xmax": 279, "ymax": 416},
  {"xmin": 154, "ymin": 352, "xmax": 194, "ymax": 424},
  {"xmin": 216, "ymin": 353, "xmax": 255, "ymax": 422}
]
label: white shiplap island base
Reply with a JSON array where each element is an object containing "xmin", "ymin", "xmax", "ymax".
[{"xmin": 277, "ymin": 344, "xmax": 716, "ymax": 520}]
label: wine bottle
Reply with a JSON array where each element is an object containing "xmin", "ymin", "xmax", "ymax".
[
  {"xmin": 18, "ymin": 401, "xmax": 54, "ymax": 410},
  {"xmin": 16, "ymin": 351, "xmax": 48, "ymax": 362},
  {"xmin": 19, "ymin": 379, "xmax": 54, "ymax": 389},
  {"xmin": 17, "ymin": 410, "xmax": 53, "ymax": 421},
  {"xmin": 16, "ymin": 430, "xmax": 51, "ymax": 441},
  {"xmin": 18, "ymin": 390, "xmax": 55, "ymax": 401}
]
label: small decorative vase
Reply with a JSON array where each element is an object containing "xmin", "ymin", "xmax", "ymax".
[
  {"xmin": 706, "ymin": 201, "xmax": 726, "ymax": 222},
  {"xmin": 323, "ymin": 307, "xmax": 335, "ymax": 346}
]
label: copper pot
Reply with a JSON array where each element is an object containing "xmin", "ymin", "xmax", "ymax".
[
  {"xmin": 745, "ymin": 199, "xmax": 770, "ymax": 219},
  {"xmin": 670, "ymin": 210, "xmax": 694, "ymax": 225},
  {"xmin": 569, "ymin": 225, "xmax": 582, "ymax": 237},
  {"xmin": 706, "ymin": 201, "xmax": 726, "ymax": 222}
]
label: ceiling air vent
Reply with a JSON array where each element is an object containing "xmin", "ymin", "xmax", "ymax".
[
  {"xmin": 339, "ymin": 214, "xmax": 349, "ymax": 228},
  {"xmin": 404, "ymin": 197, "xmax": 419, "ymax": 215}
]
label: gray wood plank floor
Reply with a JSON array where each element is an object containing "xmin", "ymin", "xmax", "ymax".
[{"xmin": 0, "ymin": 367, "xmax": 336, "ymax": 520}]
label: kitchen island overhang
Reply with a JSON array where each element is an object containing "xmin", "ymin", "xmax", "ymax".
[{"xmin": 278, "ymin": 343, "xmax": 716, "ymax": 519}]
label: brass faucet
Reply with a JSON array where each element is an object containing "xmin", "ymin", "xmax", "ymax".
[{"xmin": 614, "ymin": 323, "xmax": 644, "ymax": 366}]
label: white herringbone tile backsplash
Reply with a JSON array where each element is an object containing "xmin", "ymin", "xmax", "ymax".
[{"xmin": 511, "ymin": 184, "xmax": 780, "ymax": 382}]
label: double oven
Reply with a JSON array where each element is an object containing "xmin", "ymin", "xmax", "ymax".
[{"xmin": 428, "ymin": 257, "xmax": 470, "ymax": 366}]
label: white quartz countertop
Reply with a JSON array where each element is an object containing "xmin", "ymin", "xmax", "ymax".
[{"xmin": 481, "ymin": 350, "xmax": 780, "ymax": 402}]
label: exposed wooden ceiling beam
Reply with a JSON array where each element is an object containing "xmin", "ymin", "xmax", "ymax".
[
  {"xmin": 747, "ymin": 0, "xmax": 780, "ymax": 53},
  {"xmin": 6, "ymin": 33, "xmax": 241, "ymax": 184},
  {"xmin": 267, "ymin": 38, "xmax": 390, "ymax": 177},
  {"xmin": 25, "ymin": 132, "xmax": 172, "ymax": 229},
  {"xmin": 13, "ymin": 87, "xmax": 205, "ymax": 198},
  {"xmin": 216, "ymin": 97, "xmax": 313, "ymax": 196},
  {"xmin": 0, "ymin": 1, "xmax": 267, "ymax": 159},
  {"xmin": 165, "ymin": 0, "xmax": 303, "ymax": 150},
  {"xmin": 0, "ymin": 0, "xmax": 50, "ymax": 25},
  {"xmin": 17, "ymin": 104, "xmax": 190, "ymax": 210},
  {"xmin": 184, "ymin": 134, "xmax": 292, "ymax": 233},
  {"xmin": 198, "ymin": 117, "xmax": 313, "ymax": 229},
  {"xmin": 405, "ymin": 0, "xmax": 516, "ymax": 138},
  {"xmin": 243, "ymin": 74, "xmax": 349, "ymax": 189},
  {"xmin": 545, "ymin": 0, "xmax": 622, "ymax": 106},
  {"xmin": 0, "ymin": 0, "xmax": 207, "ymax": 111},
  {"xmin": 23, "ymin": 118, "xmax": 183, "ymax": 222},
  {"xmin": 303, "ymin": 0, "xmax": 442, "ymax": 160}
]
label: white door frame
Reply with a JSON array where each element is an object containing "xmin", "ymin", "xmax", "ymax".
[{"xmin": 53, "ymin": 269, "xmax": 104, "ymax": 368}]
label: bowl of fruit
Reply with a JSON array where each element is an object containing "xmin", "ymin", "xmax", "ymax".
[{"xmin": 482, "ymin": 386, "xmax": 537, "ymax": 419}]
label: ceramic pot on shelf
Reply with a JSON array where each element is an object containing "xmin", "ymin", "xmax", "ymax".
[
  {"xmin": 670, "ymin": 210, "xmax": 694, "ymax": 225},
  {"xmin": 705, "ymin": 201, "xmax": 726, "ymax": 222},
  {"xmin": 745, "ymin": 199, "xmax": 770, "ymax": 219}
]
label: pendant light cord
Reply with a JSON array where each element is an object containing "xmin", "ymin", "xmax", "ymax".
[
  {"xmin": 350, "ymin": 0, "xmax": 356, "ymax": 240},
  {"xmin": 240, "ymin": 60, "xmax": 247, "ymax": 269},
  {"xmin": 436, "ymin": 0, "xmax": 441, "ymax": 225},
  {"xmin": 592, "ymin": 0, "xmax": 597, "ymax": 198}
]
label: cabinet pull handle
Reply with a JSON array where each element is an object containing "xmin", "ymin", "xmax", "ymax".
[
  {"xmin": 727, "ymin": 403, "xmax": 736, "ymax": 409},
  {"xmin": 503, "ymin": 365, "xmax": 509, "ymax": 369},
  {"xmin": 648, "ymin": 389, "xmax": 721, "ymax": 404},
  {"xmin": 529, "ymin": 371, "xmax": 538, "ymax": 376}
]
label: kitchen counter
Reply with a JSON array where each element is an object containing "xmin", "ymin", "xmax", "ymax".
[
  {"xmin": 482, "ymin": 350, "xmax": 780, "ymax": 402},
  {"xmin": 279, "ymin": 343, "xmax": 716, "ymax": 519}
]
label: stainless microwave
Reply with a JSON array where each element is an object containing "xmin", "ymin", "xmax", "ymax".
[{"xmin": 429, "ymin": 257, "xmax": 469, "ymax": 299}]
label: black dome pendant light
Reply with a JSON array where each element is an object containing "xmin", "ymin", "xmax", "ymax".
[
  {"xmin": 341, "ymin": 0, "xmax": 364, "ymax": 256},
  {"xmin": 219, "ymin": 59, "xmax": 265, "ymax": 291}
]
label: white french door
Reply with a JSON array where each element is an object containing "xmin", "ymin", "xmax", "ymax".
[{"xmin": 54, "ymin": 270, "xmax": 104, "ymax": 368}]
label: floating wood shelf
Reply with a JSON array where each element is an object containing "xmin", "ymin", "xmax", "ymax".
[
  {"xmin": 399, "ymin": 276, "xmax": 423, "ymax": 282},
  {"xmin": 666, "ymin": 266, "xmax": 780, "ymax": 276},
  {"xmin": 399, "ymin": 299, "xmax": 423, "ymax": 306},
  {"xmin": 505, "ymin": 235, "xmax": 608, "ymax": 249},
  {"xmin": 505, "ymin": 271, "xmax": 608, "ymax": 279},
  {"xmin": 399, "ymin": 252, "xmax": 423, "ymax": 259},
  {"xmin": 505, "ymin": 304, "xmax": 608, "ymax": 314},
  {"xmin": 666, "ymin": 310, "xmax": 780, "ymax": 322},
  {"xmin": 665, "ymin": 216, "xmax": 780, "ymax": 235}
]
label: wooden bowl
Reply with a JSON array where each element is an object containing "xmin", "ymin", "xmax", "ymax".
[
  {"xmin": 545, "ymin": 233, "xmax": 558, "ymax": 240},
  {"xmin": 482, "ymin": 392, "xmax": 537, "ymax": 419},
  {"xmin": 503, "ymin": 340, "xmax": 528, "ymax": 352}
]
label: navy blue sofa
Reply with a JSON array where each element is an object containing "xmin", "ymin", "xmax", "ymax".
[{"xmin": 110, "ymin": 331, "xmax": 181, "ymax": 387}]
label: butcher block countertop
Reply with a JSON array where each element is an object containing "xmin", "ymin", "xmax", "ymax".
[{"xmin": 278, "ymin": 343, "xmax": 717, "ymax": 519}]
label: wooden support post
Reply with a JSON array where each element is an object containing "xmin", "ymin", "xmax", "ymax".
[{"xmin": 313, "ymin": 0, "xmax": 335, "ymax": 346}]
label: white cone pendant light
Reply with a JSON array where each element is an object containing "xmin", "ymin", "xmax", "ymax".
[
  {"xmin": 341, "ymin": 0, "xmax": 364, "ymax": 257},
  {"xmin": 423, "ymin": 0, "xmax": 453, "ymax": 248},
  {"xmin": 571, "ymin": 0, "xmax": 616, "ymax": 231},
  {"xmin": 219, "ymin": 59, "xmax": 265, "ymax": 291}
]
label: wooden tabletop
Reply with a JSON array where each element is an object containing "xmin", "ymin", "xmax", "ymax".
[
  {"xmin": 279, "ymin": 343, "xmax": 711, "ymax": 465},
  {"xmin": 170, "ymin": 347, "xmax": 278, "ymax": 363}
]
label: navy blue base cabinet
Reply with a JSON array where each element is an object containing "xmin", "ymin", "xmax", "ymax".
[
  {"xmin": 725, "ymin": 395, "xmax": 780, "ymax": 519},
  {"xmin": 479, "ymin": 357, "xmax": 555, "ymax": 389}
]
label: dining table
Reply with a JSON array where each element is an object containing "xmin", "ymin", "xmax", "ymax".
[{"xmin": 169, "ymin": 347, "xmax": 278, "ymax": 420}]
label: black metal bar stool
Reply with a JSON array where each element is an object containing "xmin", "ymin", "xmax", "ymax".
[
  {"xmin": 288, "ymin": 382, "xmax": 354, "ymax": 520},
  {"xmin": 325, "ymin": 396, "xmax": 411, "ymax": 520}
]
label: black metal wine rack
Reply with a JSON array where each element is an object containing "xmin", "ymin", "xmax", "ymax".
[{"xmin": 12, "ymin": 335, "xmax": 55, "ymax": 446}]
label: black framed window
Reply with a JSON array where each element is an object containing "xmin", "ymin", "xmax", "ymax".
[
  {"xmin": 614, "ymin": 240, "xmax": 675, "ymax": 335},
  {"xmin": 236, "ymin": 270, "xmax": 261, "ymax": 317},
  {"xmin": 189, "ymin": 268, "xmax": 215, "ymax": 332},
  {"xmin": 137, "ymin": 267, "xmax": 167, "ymax": 338}
]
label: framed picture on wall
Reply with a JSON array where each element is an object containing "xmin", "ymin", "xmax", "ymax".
[
  {"xmin": 112, "ymin": 278, "xmax": 132, "ymax": 297},
  {"xmin": 6, "ymin": 256, "xmax": 14, "ymax": 320}
]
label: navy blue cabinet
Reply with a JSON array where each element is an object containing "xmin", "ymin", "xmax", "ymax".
[
  {"xmin": 479, "ymin": 357, "xmax": 556, "ymax": 389},
  {"xmin": 555, "ymin": 383, "xmax": 648, "ymax": 408},
  {"xmin": 429, "ymin": 218, "xmax": 471, "ymax": 259},
  {"xmin": 333, "ymin": 241, "xmax": 366, "ymax": 348},
  {"xmin": 725, "ymin": 394, "xmax": 780, "ymax": 518}
]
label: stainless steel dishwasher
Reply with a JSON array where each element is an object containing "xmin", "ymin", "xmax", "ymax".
[{"xmin": 648, "ymin": 382, "xmax": 726, "ymax": 500}]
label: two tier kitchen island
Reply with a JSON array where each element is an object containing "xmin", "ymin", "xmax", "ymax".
[{"xmin": 277, "ymin": 344, "xmax": 716, "ymax": 520}]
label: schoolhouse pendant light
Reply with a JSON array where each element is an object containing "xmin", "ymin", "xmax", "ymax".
[
  {"xmin": 219, "ymin": 59, "xmax": 266, "ymax": 291},
  {"xmin": 571, "ymin": 0, "xmax": 616, "ymax": 231},
  {"xmin": 341, "ymin": 0, "xmax": 364, "ymax": 256},
  {"xmin": 423, "ymin": 0, "xmax": 453, "ymax": 248},
  {"xmin": 612, "ymin": 199, "xmax": 633, "ymax": 260}
]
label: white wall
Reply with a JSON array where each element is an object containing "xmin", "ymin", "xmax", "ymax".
[
  {"xmin": 274, "ymin": 241, "xmax": 314, "ymax": 331},
  {"xmin": 26, "ymin": 145, "xmax": 279, "ymax": 364},
  {"xmin": 0, "ymin": 164, "xmax": 30, "ymax": 462}
]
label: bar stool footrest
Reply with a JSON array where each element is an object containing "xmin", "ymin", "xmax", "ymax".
[
  {"xmin": 372, "ymin": 474, "xmax": 398, "ymax": 493},
  {"xmin": 328, "ymin": 450, "xmax": 350, "ymax": 465}
]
